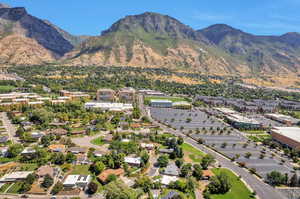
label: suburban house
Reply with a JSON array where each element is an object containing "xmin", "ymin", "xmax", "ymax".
[
  {"xmin": 48, "ymin": 144, "xmax": 66, "ymax": 152},
  {"xmin": 36, "ymin": 165, "xmax": 54, "ymax": 178},
  {"xmin": 163, "ymin": 162, "xmax": 180, "ymax": 176},
  {"xmin": 160, "ymin": 175, "xmax": 178, "ymax": 186},
  {"xmin": 0, "ymin": 171, "xmax": 33, "ymax": 182},
  {"xmin": 141, "ymin": 143, "xmax": 155, "ymax": 150},
  {"xmin": 76, "ymin": 154, "xmax": 91, "ymax": 165},
  {"xmin": 63, "ymin": 175, "xmax": 91, "ymax": 188},
  {"xmin": 67, "ymin": 147, "xmax": 87, "ymax": 154},
  {"xmin": 97, "ymin": 168, "xmax": 124, "ymax": 183},
  {"xmin": 159, "ymin": 148, "xmax": 174, "ymax": 154},
  {"xmin": 124, "ymin": 157, "xmax": 141, "ymax": 167},
  {"xmin": 93, "ymin": 150, "xmax": 107, "ymax": 157},
  {"xmin": 47, "ymin": 128, "xmax": 68, "ymax": 136}
]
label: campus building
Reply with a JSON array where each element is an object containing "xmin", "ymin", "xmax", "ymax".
[
  {"xmin": 96, "ymin": 89, "xmax": 116, "ymax": 102},
  {"xmin": 84, "ymin": 102, "xmax": 133, "ymax": 112},
  {"xmin": 150, "ymin": 99, "xmax": 173, "ymax": 108},
  {"xmin": 265, "ymin": 113, "xmax": 300, "ymax": 126},
  {"xmin": 225, "ymin": 114, "xmax": 261, "ymax": 130},
  {"xmin": 270, "ymin": 127, "xmax": 300, "ymax": 150},
  {"xmin": 118, "ymin": 88, "xmax": 136, "ymax": 102}
]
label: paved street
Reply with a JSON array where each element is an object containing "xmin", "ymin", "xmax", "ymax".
[{"xmin": 1, "ymin": 112, "xmax": 19, "ymax": 143}]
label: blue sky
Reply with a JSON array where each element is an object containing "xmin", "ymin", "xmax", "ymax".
[{"xmin": 2, "ymin": 0, "xmax": 300, "ymax": 36}]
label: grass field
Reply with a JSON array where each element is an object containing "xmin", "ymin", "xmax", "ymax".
[
  {"xmin": 70, "ymin": 165, "xmax": 91, "ymax": 175},
  {"xmin": 210, "ymin": 168, "xmax": 252, "ymax": 199},
  {"xmin": 247, "ymin": 134, "xmax": 271, "ymax": 142},
  {"xmin": 0, "ymin": 85, "xmax": 15, "ymax": 93},
  {"xmin": 91, "ymin": 136, "xmax": 105, "ymax": 146},
  {"xmin": 20, "ymin": 163, "xmax": 38, "ymax": 171},
  {"xmin": 144, "ymin": 96, "xmax": 190, "ymax": 105},
  {"xmin": 182, "ymin": 143, "xmax": 205, "ymax": 162}
]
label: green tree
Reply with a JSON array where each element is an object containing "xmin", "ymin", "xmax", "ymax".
[
  {"xmin": 180, "ymin": 164, "xmax": 192, "ymax": 177},
  {"xmin": 90, "ymin": 161, "xmax": 106, "ymax": 175},
  {"xmin": 42, "ymin": 174, "xmax": 54, "ymax": 188},
  {"xmin": 51, "ymin": 181, "xmax": 63, "ymax": 195},
  {"xmin": 52, "ymin": 152, "xmax": 65, "ymax": 165},
  {"xmin": 193, "ymin": 164, "xmax": 203, "ymax": 180},
  {"xmin": 65, "ymin": 152, "xmax": 77, "ymax": 163},
  {"xmin": 87, "ymin": 182, "xmax": 98, "ymax": 194},
  {"xmin": 7, "ymin": 144, "xmax": 23, "ymax": 158},
  {"xmin": 134, "ymin": 176, "xmax": 153, "ymax": 193},
  {"xmin": 201, "ymin": 154, "xmax": 215, "ymax": 170},
  {"xmin": 267, "ymin": 171, "xmax": 286, "ymax": 186},
  {"xmin": 157, "ymin": 155, "xmax": 169, "ymax": 167},
  {"xmin": 208, "ymin": 172, "xmax": 232, "ymax": 194}
]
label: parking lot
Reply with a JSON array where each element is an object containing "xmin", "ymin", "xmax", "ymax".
[
  {"xmin": 150, "ymin": 107, "xmax": 297, "ymax": 179},
  {"xmin": 150, "ymin": 108, "xmax": 227, "ymax": 131}
]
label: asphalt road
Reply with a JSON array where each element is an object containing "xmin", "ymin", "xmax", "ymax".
[
  {"xmin": 1, "ymin": 112, "xmax": 19, "ymax": 143},
  {"xmin": 138, "ymin": 95, "xmax": 287, "ymax": 199}
]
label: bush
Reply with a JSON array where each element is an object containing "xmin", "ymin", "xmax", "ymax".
[
  {"xmin": 51, "ymin": 182, "xmax": 63, "ymax": 195},
  {"xmin": 87, "ymin": 182, "xmax": 98, "ymax": 194}
]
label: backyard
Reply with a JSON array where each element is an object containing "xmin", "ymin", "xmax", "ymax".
[{"xmin": 70, "ymin": 165, "xmax": 91, "ymax": 175}]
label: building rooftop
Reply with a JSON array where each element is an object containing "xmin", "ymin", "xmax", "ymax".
[
  {"xmin": 124, "ymin": 157, "xmax": 141, "ymax": 165},
  {"xmin": 272, "ymin": 127, "xmax": 300, "ymax": 143},
  {"xmin": 150, "ymin": 99, "xmax": 172, "ymax": 103},
  {"xmin": 215, "ymin": 107, "xmax": 237, "ymax": 114},
  {"xmin": 63, "ymin": 175, "xmax": 91, "ymax": 185},
  {"xmin": 97, "ymin": 168, "xmax": 124, "ymax": 182},
  {"xmin": 226, "ymin": 114, "xmax": 260, "ymax": 125}
]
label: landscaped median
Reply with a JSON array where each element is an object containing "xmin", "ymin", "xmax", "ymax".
[{"xmin": 182, "ymin": 143, "xmax": 206, "ymax": 163}]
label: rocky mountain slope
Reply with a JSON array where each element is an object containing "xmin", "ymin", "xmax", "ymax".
[
  {"xmin": 64, "ymin": 12, "xmax": 249, "ymax": 75},
  {"xmin": 66, "ymin": 12, "xmax": 300, "ymax": 79},
  {"xmin": 199, "ymin": 24, "xmax": 300, "ymax": 75},
  {"xmin": 0, "ymin": 4, "xmax": 83, "ymax": 65},
  {"xmin": 1, "ymin": 4, "xmax": 300, "ymax": 86}
]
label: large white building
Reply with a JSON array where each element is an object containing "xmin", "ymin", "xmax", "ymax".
[
  {"xmin": 0, "ymin": 171, "xmax": 33, "ymax": 182},
  {"xmin": 265, "ymin": 114, "xmax": 300, "ymax": 126},
  {"xmin": 63, "ymin": 175, "xmax": 91, "ymax": 188},
  {"xmin": 270, "ymin": 127, "xmax": 300, "ymax": 150},
  {"xmin": 85, "ymin": 102, "xmax": 133, "ymax": 112}
]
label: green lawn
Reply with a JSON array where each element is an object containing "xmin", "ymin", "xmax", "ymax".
[
  {"xmin": 91, "ymin": 136, "xmax": 105, "ymax": 146},
  {"xmin": 144, "ymin": 96, "xmax": 190, "ymax": 105},
  {"xmin": 210, "ymin": 168, "xmax": 252, "ymax": 199},
  {"xmin": 182, "ymin": 143, "xmax": 205, "ymax": 162},
  {"xmin": 243, "ymin": 130, "xmax": 266, "ymax": 134},
  {"xmin": 70, "ymin": 165, "xmax": 91, "ymax": 175},
  {"xmin": 20, "ymin": 163, "xmax": 38, "ymax": 171},
  {"xmin": 6, "ymin": 182, "xmax": 23, "ymax": 194},
  {"xmin": 0, "ymin": 85, "xmax": 15, "ymax": 93},
  {"xmin": 247, "ymin": 134, "xmax": 271, "ymax": 142}
]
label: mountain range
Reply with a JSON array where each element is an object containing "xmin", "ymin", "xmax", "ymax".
[{"xmin": 1, "ymin": 3, "xmax": 300, "ymax": 86}]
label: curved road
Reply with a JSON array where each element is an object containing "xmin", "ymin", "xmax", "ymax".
[{"xmin": 138, "ymin": 94, "xmax": 286, "ymax": 199}]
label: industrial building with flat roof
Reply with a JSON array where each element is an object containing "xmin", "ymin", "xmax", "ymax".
[
  {"xmin": 225, "ymin": 114, "xmax": 261, "ymax": 130},
  {"xmin": 265, "ymin": 114, "xmax": 300, "ymax": 126},
  {"xmin": 150, "ymin": 99, "xmax": 173, "ymax": 108},
  {"xmin": 270, "ymin": 127, "xmax": 300, "ymax": 150},
  {"xmin": 85, "ymin": 102, "xmax": 133, "ymax": 112}
]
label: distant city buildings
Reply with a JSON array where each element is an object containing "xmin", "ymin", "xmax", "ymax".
[{"xmin": 97, "ymin": 87, "xmax": 136, "ymax": 102}]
